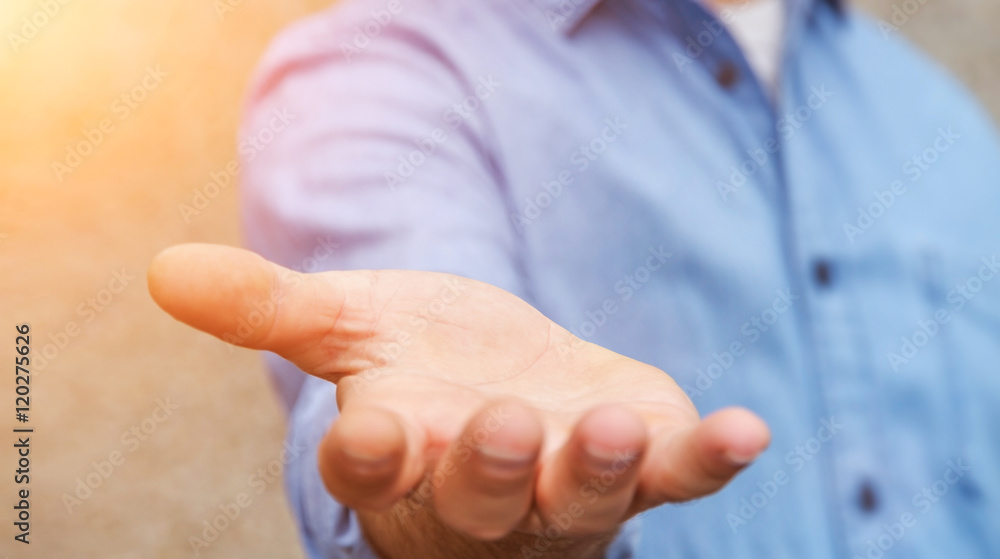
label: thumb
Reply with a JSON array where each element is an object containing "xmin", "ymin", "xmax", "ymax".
[{"xmin": 147, "ymin": 243, "xmax": 371, "ymax": 375}]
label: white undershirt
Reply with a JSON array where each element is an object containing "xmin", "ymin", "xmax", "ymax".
[{"xmin": 705, "ymin": 0, "xmax": 786, "ymax": 94}]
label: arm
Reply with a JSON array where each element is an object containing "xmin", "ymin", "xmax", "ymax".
[
  {"xmin": 238, "ymin": 11, "xmax": 541, "ymax": 556},
  {"xmin": 182, "ymin": 7, "xmax": 771, "ymax": 558}
]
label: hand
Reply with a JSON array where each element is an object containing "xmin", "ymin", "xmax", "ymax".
[{"xmin": 148, "ymin": 244, "xmax": 769, "ymax": 558}]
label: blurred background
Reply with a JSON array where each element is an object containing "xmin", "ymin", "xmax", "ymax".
[{"xmin": 0, "ymin": 0, "xmax": 996, "ymax": 557}]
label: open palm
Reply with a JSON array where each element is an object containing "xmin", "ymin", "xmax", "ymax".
[{"xmin": 148, "ymin": 244, "xmax": 769, "ymax": 555}]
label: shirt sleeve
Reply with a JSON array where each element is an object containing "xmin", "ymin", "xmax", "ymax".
[{"xmin": 238, "ymin": 5, "xmax": 639, "ymax": 557}]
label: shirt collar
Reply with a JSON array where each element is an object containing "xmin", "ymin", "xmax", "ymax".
[{"xmin": 530, "ymin": 0, "xmax": 844, "ymax": 34}]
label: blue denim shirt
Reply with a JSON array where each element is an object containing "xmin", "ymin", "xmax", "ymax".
[{"xmin": 239, "ymin": 0, "xmax": 1000, "ymax": 556}]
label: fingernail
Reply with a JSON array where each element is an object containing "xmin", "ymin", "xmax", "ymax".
[
  {"xmin": 342, "ymin": 447, "xmax": 393, "ymax": 473},
  {"xmin": 478, "ymin": 445, "xmax": 535, "ymax": 473},
  {"xmin": 583, "ymin": 442, "xmax": 621, "ymax": 468},
  {"xmin": 724, "ymin": 448, "xmax": 762, "ymax": 467}
]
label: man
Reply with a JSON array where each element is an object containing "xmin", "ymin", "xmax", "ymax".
[{"xmin": 149, "ymin": 0, "xmax": 1000, "ymax": 556}]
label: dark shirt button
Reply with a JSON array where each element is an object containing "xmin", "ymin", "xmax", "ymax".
[
  {"xmin": 715, "ymin": 61, "xmax": 740, "ymax": 89},
  {"xmin": 813, "ymin": 260, "xmax": 832, "ymax": 287},
  {"xmin": 858, "ymin": 481, "xmax": 878, "ymax": 512},
  {"xmin": 958, "ymin": 477, "xmax": 981, "ymax": 500}
]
